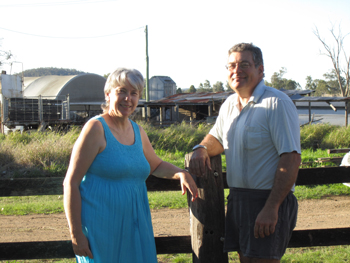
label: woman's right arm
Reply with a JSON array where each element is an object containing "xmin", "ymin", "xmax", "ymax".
[{"xmin": 63, "ymin": 120, "xmax": 105, "ymax": 259}]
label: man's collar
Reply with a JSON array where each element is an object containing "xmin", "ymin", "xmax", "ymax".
[
  {"xmin": 232, "ymin": 79, "xmax": 265, "ymax": 107},
  {"xmin": 250, "ymin": 79, "xmax": 265, "ymax": 104}
]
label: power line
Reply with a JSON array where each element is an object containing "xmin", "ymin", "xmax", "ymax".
[
  {"xmin": 0, "ymin": 26, "xmax": 144, "ymax": 39},
  {"xmin": 0, "ymin": 0, "xmax": 116, "ymax": 8}
]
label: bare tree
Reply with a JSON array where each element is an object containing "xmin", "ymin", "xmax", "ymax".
[
  {"xmin": 0, "ymin": 38, "xmax": 12, "ymax": 68},
  {"xmin": 313, "ymin": 24, "xmax": 350, "ymax": 97}
]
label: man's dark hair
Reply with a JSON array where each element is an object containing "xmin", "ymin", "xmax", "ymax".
[{"xmin": 228, "ymin": 43, "xmax": 264, "ymax": 67}]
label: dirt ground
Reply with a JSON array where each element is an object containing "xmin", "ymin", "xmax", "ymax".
[{"xmin": 1, "ymin": 196, "xmax": 350, "ymax": 242}]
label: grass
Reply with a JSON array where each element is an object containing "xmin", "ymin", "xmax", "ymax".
[
  {"xmin": 1, "ymin": 122, "xmax": 350, "ymax": 178},
  {"xmin": 2, "ymin": 182, "xmax": 350, "ymax": 216},
  {"xmin": 0, "ymin": 195, "xmax": 64, "ymax": 216},
  {"xmin": 1, "ymin": 123, "xmax": 350, "ymax": 262},
  {"xmin": 2, "ymin": 246, "xmax": 350, "ymax": 262}
]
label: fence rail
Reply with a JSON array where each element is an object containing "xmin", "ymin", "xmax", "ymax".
[
  {"xmin": 2, "ymin": 166, "xmax": 350, "ymax": 197},
  {"xmin": 1, "ymin": 162, "xmax": 350, "ymax": 261}
]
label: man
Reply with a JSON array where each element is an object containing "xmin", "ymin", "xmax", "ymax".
[{"xmin": 189, "ymin": 43, "xmax": 301, "ymax": 263}]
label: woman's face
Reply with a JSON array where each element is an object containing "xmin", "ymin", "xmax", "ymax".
[{"xmin": 106, "ymin": 81, "xmax": 140, "ymax": 118}]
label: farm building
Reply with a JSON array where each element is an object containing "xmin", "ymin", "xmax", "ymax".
[
  {"xmin": 142, "ymin": 88, "xmax": 350, "ymax": 127},
  {"xmin": 149, "ymin": 76, "xmax": 176, "ymax": 100},
  {"xmin": 22, "ymin": 73, "xmax": 107, "ymax": 121},
  {"xmin": 0, "ymin": 72, "xmax": 107, "ymax": 133},
  {"xmin": 143, "ymin": 91, "xmax": 234, "ymax": 125}
]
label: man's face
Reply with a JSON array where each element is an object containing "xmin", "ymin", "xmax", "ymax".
[{"xmin": 227, "ymin": 51, "xmax": 264, "ymax": 95}]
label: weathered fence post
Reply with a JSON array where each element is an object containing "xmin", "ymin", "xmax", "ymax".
[{"xmin": 185, "ymin": 153, "xmax": 228, "ymax": 263}]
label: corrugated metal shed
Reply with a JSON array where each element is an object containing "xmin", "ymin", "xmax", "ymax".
[
  {"xmin": 23, "ymin": 73, "xmax": 106, "ymax": 104},
  {"xmin": 144, "ymin": 91, "xmax": 234, "ymax": 106},
  {"xmin": 142, "ymin": 89, "xmax": 350, "ymax": 126},
  {"xmin": 149, "ymin": 76, "xmax": 176, "ymax": 101}
]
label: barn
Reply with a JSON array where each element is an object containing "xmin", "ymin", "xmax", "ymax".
[{"xmin": 23, "ymin": 73, "xmax": 107, "ymax": 121}]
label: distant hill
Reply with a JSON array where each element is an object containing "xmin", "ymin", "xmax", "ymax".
[{"xmin": 19, "ymin": 67, "xmax": 87, "ymax": 77}]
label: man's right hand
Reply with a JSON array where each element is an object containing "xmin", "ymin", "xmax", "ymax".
[{"xmin": 189, "ymin": 148, "xmax": 212, "ymax": 177}]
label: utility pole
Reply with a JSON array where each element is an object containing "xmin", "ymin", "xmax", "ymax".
[{"xmin": 145, "ymin": 25, "xmax": 149, "ymax": 102}]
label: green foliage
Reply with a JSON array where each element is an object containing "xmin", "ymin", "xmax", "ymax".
[
  {"xmin": 300, "ymin": 123, "xmax": 350, "ymax": 149},
  {"xmin": 148, "ymin": 191, "xmax": 188, "ymax": 209},
  {"xmin": 1, "ymin": 247, "xmax": 350, "ymax": 263},
  {"xmin": 0, "ymin": 129, "xmax": 79, "ymax": 177},
  {"xmin": 213, "ymin": 81, "xmax": 225, "ymax": 92},
  {"xmin": 307, "ymin": 70, "xmax": 345, "ymax": 96},
  {"xmin": 2, "ymin": 122, "xmax": 350, "ymax": 179},
  {"xmin": 225, "ymin": 81, "xmax": 231, "ymax": 91},
  {"xmin": 157, "ymin": 246, "xmax": 350, "ymax": 263},
  {"xmin": 283, "ymin": 246, "xmax": 350, "ymax": 262},
  {"xmin": 265, "ymin": 67, "xmax": 301, "ymax": 90},
  {"xmin": 5, "ymin": 132, "xmax": 33, "ymax": 145},
  {"xmin": 2, "ymin": 123, "xmax": 350, "ymax": 263},
  {"xmin": 19, "ymin": 67, "xmax": 87, "ymax": 77},
  {"xmin": 154, "ymin": 149, "xmax": 186, "ymax": 169},
  {"xmin": 322, "ymin": 125, "xmax": 350, "ymax": 149},
  {"xmin": 141, "ymin": 121, "xmax": 211, "ymax": 154},
  {"xmin": 295, "ymin": 184, "xmax": 350, "ymax": 200},
  {"xmin": 0, "ymin": 259, "xmax": 75, "ymax": 263},
  {"xmin": 300, "ymin": 123, "xmax": 338, "ymax": 149},
  {"xmin": 188, "ymin": 85, "xmax": 196, "ymax": 93},
  {"xmin": 0, "ymin": 195, "xmax": 64, "ymax": 215}
]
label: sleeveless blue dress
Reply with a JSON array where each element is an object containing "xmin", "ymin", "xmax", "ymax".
[{"xmin": 76, "ymin": 116, "xmax": 157, "ymax": 263}]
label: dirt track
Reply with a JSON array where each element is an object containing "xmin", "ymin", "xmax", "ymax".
[{"xmin": 1, "ymin": 196, "xmax": 350, "ymax": 242}]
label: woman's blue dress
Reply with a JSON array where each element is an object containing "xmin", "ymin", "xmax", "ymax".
[{"xmin": 76, "ymin": 116, "xmax": 157, "ymax": 263}]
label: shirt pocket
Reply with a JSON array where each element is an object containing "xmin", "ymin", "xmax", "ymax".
[{"xmin": 244, "ymin": 125, "xmax": 263, "ymax": 150}]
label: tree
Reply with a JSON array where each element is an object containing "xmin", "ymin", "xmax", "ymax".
[
  {"xmin": 225, "ymin": 81, "xmax": 231, "ymax": 91},
  {"xmin": 305, "ymin": 76, "xmax": 317, "ymax": 91},
  {"xmin": 265, "ymin": 67, "xmax": 301, "ymax": 90},
  {"xmin": 197, "ymin": 83, "xmax": 205, "ymax": 92},
  {"xmin": 213, "ymin": 81, "xmax": 225, "ymax": 92},
  {"xmin": 21, "ymin": 67, "xmax": 86, "ymax": 77},
  {"xmin": 203, "ymin": 80, "xmax": 212, "ymax": 91},
  {"xmin": 189, "ymin": 85, "xmax": 196, "ymax": 93},
  {"xmin": 323, "ymin": 69, "xmax": 345, "ymax": 95},
  {"xmin": 313, "ymin": 79, "xmax": 332, "ymax": 96},
  {"xmin": 197, "ymin": 81, "xmax": 213, "ymax": 92},
  {"xmin": 305, "ymin": 73, "xmax": 341, "ymax": 96},
  {"xmin": 176, "ymin": 87, "xmax": 183, "ymax": 94},
  {"xmin": 0, "ymin": 39, "xmax": 13, "ymax": 68},
  {"xmin": 314, "ymin": 24, "xmax": 350, "ymax": 97}
]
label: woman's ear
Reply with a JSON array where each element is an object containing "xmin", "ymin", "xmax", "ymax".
[{"xmin": 105, "ymin": 93, "xmax": 110, "ymax": 102}]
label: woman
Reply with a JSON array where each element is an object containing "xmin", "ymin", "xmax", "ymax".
[{"xmin": 63, "ymin": 68, "xmax": 198, "ymax": 263}]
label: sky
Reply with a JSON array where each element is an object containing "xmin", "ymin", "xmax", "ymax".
[{"xmin": 0, "ymin": 0, "xmax": 350, "ymax": 91}]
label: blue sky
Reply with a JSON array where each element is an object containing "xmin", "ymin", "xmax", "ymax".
[{"xmin": 1, "ymin": 0, "xmax": 350, "ymax": 90}]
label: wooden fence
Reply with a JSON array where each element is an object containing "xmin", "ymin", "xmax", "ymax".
[{"xmin": 1, "ymin": 154, "xmax": 350, "ymax": 262}]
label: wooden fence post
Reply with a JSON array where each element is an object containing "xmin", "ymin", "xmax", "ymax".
[{"xmin": 185, "ymin": 153, "xmax": 228, "ymax": 263}]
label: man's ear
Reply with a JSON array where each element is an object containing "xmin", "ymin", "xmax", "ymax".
[{"xmin": 258, "ymin": 64, "xmax": 264, "ymax": 75}]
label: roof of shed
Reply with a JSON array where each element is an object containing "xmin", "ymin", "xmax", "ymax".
[
  {"xmin": 144, "ymin": 91, "xmax": 234, "ymax": 105},
  {"xmin": 144, "ymin": 89, "xmax": 350, "ymax": 106},
  {"xmin": 23, "ymin": 75, "xmax": 77, "ymax": 96},
  {"xmin": 22, "ymin": 73, "xmax": 106, "ymax": 104},
  {"xmin": 150, "ymin": 76, "xmax": 176, "ymax": 85}
]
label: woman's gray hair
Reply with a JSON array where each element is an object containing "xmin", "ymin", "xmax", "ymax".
[{"xmin": 102, "ymin": 68, "xmax": 144, "ymax": 112}]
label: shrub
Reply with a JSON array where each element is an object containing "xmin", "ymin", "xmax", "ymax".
[
  {"xmin": 321, "ymin": 125, "xmax": 350, "ymax": 149},
  {"xmin": 300, "ymin": 124, "xmax": 338, "ymax": 149}
]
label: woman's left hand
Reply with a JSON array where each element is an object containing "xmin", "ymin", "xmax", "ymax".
[{"xmin": 178, "ymin": 172, "xmax": 198, "ymax": 201}]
